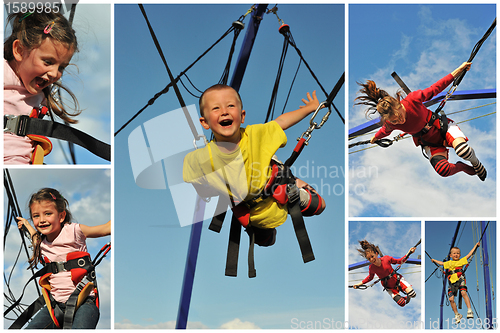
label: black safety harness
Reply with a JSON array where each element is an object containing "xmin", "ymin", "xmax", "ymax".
[
  {"xmin": 6, "ymin": 243, "xmax": 111, "ymax": 329},
  {"xmin": 4, "ymin": 114, "xmax": 111, "ymax": 162}
]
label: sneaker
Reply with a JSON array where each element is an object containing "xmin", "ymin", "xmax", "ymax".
[
  {"xmin": 455, "ymin": 313, "xmax": 463, "ymax": 324},
  {"xmin": 467, "ymin": 309, "xmax": 473, "ymax": 319}
]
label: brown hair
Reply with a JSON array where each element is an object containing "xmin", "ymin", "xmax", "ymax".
[
  {"xmin": 199, "ymin": 84, "xmax": 243, "ymax": 117},
  {"xmin": 357, "ymin": 239, "xmax": 383, "ymax": 258},
  {"xmin": 354, "ymin": 80, "xmax": 405, "ymax": 125},
  {"xmin": 4, "ymin": 11, "xmax": 81, "ymax": 124},
  {"xmin": 27, "ymin": 188, "xmax": 73, "ymax": 268}
]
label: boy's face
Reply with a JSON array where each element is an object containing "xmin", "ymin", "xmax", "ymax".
[
  {"xmin": 450, "ymin": 248, "xmax": 461, "ymax": 260},
  {"xmin": 200, "ymin": 88, "xmax": 245, "ymax": 144}
]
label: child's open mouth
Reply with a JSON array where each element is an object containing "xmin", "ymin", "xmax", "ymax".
[
  {"xmin": 219, "ymin": 119, "xmax": 233, "ymax": 127},
  {"xmin": 35, "ymin": 77, "xmax": 49, "ymax": 89}
]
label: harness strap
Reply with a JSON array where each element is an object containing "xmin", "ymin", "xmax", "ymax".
[
  {"xmin": 4, "ymin": 115, "xmax": 111, "ymax": 161},
  {"xmin": 225, "ymin": 215, "xmax": 242, "ymax": 277},
  {"xmin": 8, "ymin": 295, "xmax": 45, "ymax": 329}
]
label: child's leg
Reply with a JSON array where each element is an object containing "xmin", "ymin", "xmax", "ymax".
[
  {"xmin": 460, "ymin": 288, "xmax": 474, "ymax": 318},
  {"xmin": 388, "ymin": 289, "xmax": 407, "ymax": 307},
  {"xmin": 449, "ymin": 295, "xmax": 459, "ymax": 314},
  {"xmin": 295, "ymin": 178, "xmax": 325, "ymax": 215},
  {"xmin": 398, "ymin": 275, "xmax": 416, "ymax": 300},
  {"xmin": 427, "ymin": 145, "xmax": 476, "ymax": 178},
  {"xmin": 71, "ymin": 297, "xmax": 100, "ymax": 329},
  {"xmin": 446, "ymin": 122, "xmax": 487, "ymax": 181}
]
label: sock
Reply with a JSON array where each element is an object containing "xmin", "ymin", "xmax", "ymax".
[
  {"xmin": 455, "ymin": 142, "xmax": 486, "ymax": 180},
  {"xmin": 394, "ymin": 295, "xmax": 406, "ymax": 307},
  {"xmin": 430, "ymin": 155, "xmax": 475, "ymax": 177}
]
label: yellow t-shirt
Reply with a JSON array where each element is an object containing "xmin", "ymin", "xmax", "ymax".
[
  {"xmin": 183, "ymin": 121, "xmax": 288, "ymax": 228},
  {"xmin": 443, "ymin": 257, "xmax": 468, "ymax": 284}
]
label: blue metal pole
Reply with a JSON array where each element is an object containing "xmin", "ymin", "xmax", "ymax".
[
  {"xmin": 481, "ymin": 221, "xmax": 493, "ymax": 328},
  {"xmin": 176, "ymin": 197, "xmax": 205, "ymax": 329},
  {"xmin": 175, "ymin": 5, "xmax": 268, "ymax": 328},
  {"xmin": 229, "ymin": 4, "xmax": 268, "ymax": 91}
]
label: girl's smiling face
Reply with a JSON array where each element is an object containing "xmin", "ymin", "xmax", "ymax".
[
  {"xmin": 31, "ymin": 200, "xmax": 66, "ymax": 242},
  {"xmin": 365, "ymin": 250, "xmax": 381, "ymax": 266},
  {"xmin": 12, "ymin": 37, "xmax": 74, "ymax": 95}
]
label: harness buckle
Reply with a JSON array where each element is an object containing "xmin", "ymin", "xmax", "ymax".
[
  {"xmin": 4, "ymin": 115, "xmax": 29, "ymax": 136},
  {"xmin": 287, "ymin": 183, "xmax": 300, "ymax": 204},
  {"xmin": 54, "ymin": 262, "xmax": 67, "ymax": 273}
]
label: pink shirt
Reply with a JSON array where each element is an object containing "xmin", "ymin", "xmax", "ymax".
[
  {"xmin": 40, "ymin": 223, "xmax": 90, "ymax": 303},
  {"xmin": 4, "ymin": 59, "xmax": 43, "ymax": 164}
]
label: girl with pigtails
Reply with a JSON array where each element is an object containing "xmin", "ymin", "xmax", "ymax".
[
  {"xmin": 354, "ymin": 62, "xmax": 486, "ymax": 181},
  {"xmin": 353, "ymin": 240, "xmax": 417, "ymax": 307},
  {"xmin": 4, "ymin": 10, "xmax": 81, "ymax": 164},
  {"xmin": 17, "ymin": 188, "xmax": 110, "ymax": 329}
]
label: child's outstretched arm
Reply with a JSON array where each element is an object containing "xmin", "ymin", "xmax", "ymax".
[
  {"xmin": 466, "ymin": 242, "xmax": 480, "ymax": 260},
  {"xmin": 431, "ymin": 258, "xmax": 444, "ymax": 266},
  {"xmin": 274, "ymin": 91, "xmax": 323, "ymax": 130},
  {"xmin": 80, "ymin": 220, "xmax": 111, "ymax": 238}
]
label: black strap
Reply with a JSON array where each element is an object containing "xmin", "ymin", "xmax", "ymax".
[
  {"xmin": 246, "ymin": 227, "xmax": 256, "ymax": 278},
  {"xmin": 8, "ymin": 295, "xmax": 45, "ymax": 329},
  {"xmin": 4, "ymin": 116, "xmax": 110, "ymax": 161},
  {"xmin": 287, "ymin": 185, "xmax": 315, "ymax": 263},
  {"xmin": 225, "ymin": 215, "xmax": 242, "ymax": 277},
  {"xmin": 209, "ymin": 197, "xmax": 229, "ymax": 233}
]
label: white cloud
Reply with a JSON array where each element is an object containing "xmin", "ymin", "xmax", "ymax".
[{"xmin": 219, "ymin": 318, "xmax": 261, "ymax": 329}]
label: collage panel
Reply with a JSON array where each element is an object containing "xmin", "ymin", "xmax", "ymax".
[
  {"xmin": 347, "ymin": 221, "xmax": 422, "ymax": 329},
  {"xmin": 348, "ymin": 4, "xmax": 496, "ymax": 218},
  {"xmin": 113, "ymin": 4, "xmax": 345, "ymax": 329},
  {"xmin": 3, "ymin": 3, "xmax": 111, "ymax": 165},
  {"xmin": 425, "ymin": 221, "xmax": 496, "ymax": 330},
  {"xmin": 3, "ymin": 168, "xmax": 111, "ymax": 329}
]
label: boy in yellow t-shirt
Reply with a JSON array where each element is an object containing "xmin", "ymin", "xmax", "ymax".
[
  {"xmin": 431, "ymin": 242, "xmax": 480, "ymax": 324},
  {"xmin": 183, "ymin": 84, "xmax": 325, "ymax": 246}
]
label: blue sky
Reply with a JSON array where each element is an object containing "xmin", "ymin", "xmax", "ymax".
[
  {"xmin": 3, "ymin": 4, "xmax": 111, "ymax": 164},
  {"xmin": 425, "ymin": 221, "xmax": 496, "ymax": 330},
  {"xmin": 348, "ymin": 221, "xmax": 422, "ymax": 329},
  {"xmin": 114, "ymin": 4, "xmax": 344, "ymax": 329},
  {"xmin": 3, "ymin": 168, "xmax": 111, "ymax": 329},
  {"xmin": 348, "ymin": 4, "xmax": 496, "ymax": 217}
]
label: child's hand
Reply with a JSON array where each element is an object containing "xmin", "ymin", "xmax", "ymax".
[
  {"xmin": 17, "ymin": 217, "xmax": 29, "ymax": 231},
  {"xmin": 409, "ymin": 247, "xmax": 416, "ymax": 254},
  {"xmin": 353, "ymin": 282, "xmax": 363, "ymax": 289},
  {"xmin": 300, "ymin": 91, "xmax": 322, "ymax": 112}
]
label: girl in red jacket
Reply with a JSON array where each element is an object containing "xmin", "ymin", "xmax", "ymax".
[
  {"xmin": 354, "ymin": 62, "xmax": 486, "ymax": 181},
  {"xmin": 353, "ymin": 240, "xmax": 416, "ymax": 307}
]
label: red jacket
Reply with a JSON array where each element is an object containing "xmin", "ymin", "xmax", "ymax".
[
  {"xmin": 374, "ymin": 73, "xmax": 454, "ymax": 146},
  {"xmin": 363, "ymin": 255, "xmax": 403, "ymax": 289}
]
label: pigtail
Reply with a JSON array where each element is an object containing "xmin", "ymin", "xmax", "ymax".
[
  {"xmin": 357, "ymin": 239, "xmax": 383, "ymax": 258},
  {"xmin": 354, "ymin": 80, "xmax": 405, "ymax": 124}
]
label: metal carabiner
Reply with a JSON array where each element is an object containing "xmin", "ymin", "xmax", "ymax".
[
  {"xmin": 193, "ymin": 134, "xmax": 208, "ymax": 150},
  {"xmin": 309, "ymin": 101, "xmax": 331, "ymax": 129},
  {"xmin": 298, "ymin": 101, "xmax": 331, "ymax": 144}
]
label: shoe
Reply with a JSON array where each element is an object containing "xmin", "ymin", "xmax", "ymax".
[
  {"xmin": 467, "ymin": 309, "xmax": 473, "ymax": 319},
  {"xmin": 455, "ymin": 313, "xmax": 463, "ymax": 324}
]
